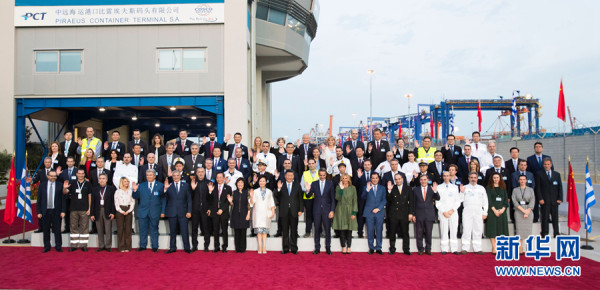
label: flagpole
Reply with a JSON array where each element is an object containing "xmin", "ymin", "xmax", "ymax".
[
  {"xmin": 582, "ymin": 156, "xmax": 594, "ymax": 250},
  {"xmin": 17, "ymin": 152, "xmax": 30, "ymax": 244},
  {"xmin": 568, "ymin": 155, "xmax": 571, "ymax": 236},
  {"xmin": 3, "ymin": 153, "xmax": 16, "ymax": 244}
]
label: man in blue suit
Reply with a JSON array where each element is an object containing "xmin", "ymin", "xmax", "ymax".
[
  {"xmin": 163, "ymin": 170, "xmax": 192, "ymax": 253},
  {"xmin": 132, "ymin": 169, "xmax": 166, "ymax": 253},
  {"xmin": 210, "ymin": 147, "xmax": 227, "ymax": 173},
  {"xmin": 526, "ymin": 141, "xmax": 552, "ymax": 222},
  {"xmin": 307, "ymin": 168, "xmax": 335, "ymax": 255},
  {"xmin": 37, "ymin": 170, "xmax": 67, "ymax": 253},
  {"xmin": 413, "ymin": 175, "xmax": 440, "ymax": 255},
  {"xmin": 362, "ymin": 172, "xmax": 387, "ymax": 255}
]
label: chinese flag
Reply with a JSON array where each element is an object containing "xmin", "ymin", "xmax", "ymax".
[
  {"xmin": 430, "ymin": 112, "xmax": 434, "ymax": 138},
  {"xmin": 557, "ymin": 79, "xmax": 566, "ymax": 122},
  {"xmin": 3, "ymin": 156, "xmax": 17, "ymax": 226},
  {"xmin": 398, "ymin": 125, "xmax": 402, "ymax": 137},
  {"xmin": 477, "ymin": 100, "xmax": 482, "ymax": 132},
  {"xmin": 567, "ymin": 159, "xmax": 581, "ymax": 232}
]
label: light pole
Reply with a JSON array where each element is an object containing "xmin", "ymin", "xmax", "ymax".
[
  {"xmin": 352, "ymin": 113, "xmax": 357, "ymax": 127},
  {"xmin": 405, "ymin": 93, "xmax": 412, "ymax": 140},
  {"xmin": 368, "ymin": 69, "xmax": 374, "ymax": 140}
]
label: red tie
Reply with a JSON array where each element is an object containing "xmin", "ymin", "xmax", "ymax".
[
  {"xmin": 210, "ymin": 142, "xmax": 214, "ymax": 155},
  {"xmin": 237, "ymin": 158, "xmax": 241, "ymax": 169},
  {"xmin": 182, "ymin": 142, "xmax": 185, "ymax": 152},
  {"xmin": 466, "ymin": 157, "xmax": 470, "ymax": 164},
  {"xmin": 422, "ymin": 187, "xmax": 427, "ymax": 201}
]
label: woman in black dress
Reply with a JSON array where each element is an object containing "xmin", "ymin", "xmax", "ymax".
[{"xmin": 229, "ymin": 177, "xmax": 250, "ymax": 253}]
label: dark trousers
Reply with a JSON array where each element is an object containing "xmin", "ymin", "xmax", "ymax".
[
  {"xmin": 42, "ymin": 209, "xmax": 62, "ymax": 250},
  {"xmin": 191, "ymin": 210, "xmax": 211, "ymax": 249},
  {"xmin": 457, "ymin": 205, "xmax": 464, "ymax": 236},
  {"xmin": 339, "ymin": 230, "xmax": 352, "ymax": 248},
  {"xmin": 540, "ymin": 203, "xmax": 560, "ymax": 237},
  {"xmin": 365, "ymin": 213, "xmax": 384, "ymax": 250},
  {"xmin": 313, "ymin": 209, "xmax": 331, "ymax": 251},
  {"xmin": 533, "ymin": 199, "xmax": 540, "ymax": 222},
  {"xmin": 63, "ymin": 199, "xmax": 70, "ymax": 231},
  {"xmin": 234, "ymin": 228, "xmax": 247, "ymax": 252},
  {"xmin": 116, "ymin": 207, "xmax": 133, "ymax": 251},
  {"xmin": 168, "ymin": 216, "xmax": 190, "ymax": 251},
  {"xmin": 357, "ymin": 197, "xmax": 366, "ymax": 235},
  {"xmin": 96, "ymin": 207, "xmax": 113, "ymax": 249},
  {"xmin": 389, "ymin": 217, "xmax": 410, "ymax": 252},
  {"xmin": 138, "ymin": 216, "xmax": 159, "ymax": 249},
  {"xmin": 281, "ymin": 210, "xmax": 299, "ymax": 252},
  {"xmin": 212, "ymin": 213, "xmax": 228, "ymax": 250},
  {"xmin": 415, "ymin": 218, "xmax": 434, "ymax": 252},
  {"xmin": 304, "ymin": 199, "xmax": 314, "ymax": 234}
]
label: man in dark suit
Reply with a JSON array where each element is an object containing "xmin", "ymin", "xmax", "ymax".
[
  {"xmin": 221, "ymin": 132, "xmax": 249, "ymax": 159},
  {"xmin": 89, "ymin": 157, "xmax": 112, "ymax": 187},
  {"xmin": 159, "ymin": 142, "xmax": 179, "ymax": 180},
  {"xmin": 29, "ymin": 157, "xmax": 53, "ymax": 233},
  {"xmin": 138, "ymin": 153, "xmax": 161, "ymax": 184},
  {"xmin": 484, "ymin": 156, "xmax": 509, "ymax": 186},
  {"xmin": 457, "ymin": 144, "xmax": 478, "ymax": 184},
  {"xmin": 342, "ymin": 129, "xmax": 365, "ymax": 160},
  {"xmin": 190, "ymin": 167, "xmax": 212, "ymax": 252},
  {"xmin": 200, "ymin": 131, "xmax": 221, "ymax": 159},
  {"xmin": 354, "ymin": 159, "xmax": 373, "ymax": 238},
  {"xmin": 132, "ymin": 169, "xmax": 166, "ymax": 252},
  {"xmin": 278, "ymin": 159, "xmax": 300, "ymax": 183},
  {"xmin": 184, "ymin": 143, "xmax": 205, "ymax": 177},
  {"xmin": 210, "ymin": 147, "xmax": 227, "ymax": 173},
  {"xmin": 365, "ymin": 129, "xmax": 390, "ymax": 169},
  {"xmin": 535, "ymin": 158, "xmax": 563, "ymax": 238},
  {"xmin": 295, "ymin": 133, "xmax": 317, "ymax": 160},
  {"xmin": 427, "ymin": 151, "xmax": 448, "ymax": 184},
  {"xmin": 250, "ymin": 161, "xmax": 276, "ymax": 191},
  {"xmin": 163, "ymin": 170, "xmax": 192, "ymax": 253},
  {"xmin": 90, "ymin": 173, "xmax": 116, "ymax": 252},
  {"xmin": 61, "ymin": 131, "xmax": 78, "ymax": 161},
  {"xmin": 350, "ymin": 147, "xmax": 366, "ymax": 179},
  {"xmin": 127, "ymin": 129, "xmax": 148, "ymax": 157},
  {"xmin": 362, "ymin": 172, "xmax": 387, "ymax": 255},
  {"xmin": 527, "ymin": 142, "xmax": 552, "ymax": 223},
  {"xmin": 511, "ymin": 160, "xmax": 536, "ymax": 190},
  {"xmin": 413, "ymin": 175, "xmax": 440, "ymax": 255},
  {"xmin": 275, "ymin": 171, "xmax": 304, "ymax": 254},
  {"xmin": 277, "ymin": 142, "xmax": 303, "ymax": 177},
  {"xmin": 382, "ymin": 159, "xmax": 408, "ymax": 186},
  {"xmin": 307, "ymin": 169, "xmax": 335, "ymax": 255},
  {"xmin": 386, "ymin": 174, "xmax": 414, "ymax": 255},
  {"xmin": 392, "ymin": 139, "xmax": 410, "ymax": 167},
  {"xmin": 441, "ymin": 134, "xmax": 462, "ymax": 165},
  {"xmin": 505, "ymin": 147, "xmax": 523, "ymax": 181},
  {"xmin": 103, "ymin": 130, "xmax": 126, "ymax": 160},
  {"xmin": 175, "ymin": 129, "xmax": 194, "ymax": 157},
  {"xmin": 130, "ymin": 144, "xmax": 145, "ymax": 167},
  {"xmin": 37, "ymin": 170, "xmax": 66, "ymax": 253},
  {"xmin": 208, "ymin": 172, "xmax": 232, "ymax": 252},
  {"xmin": 232, "ymin": 147, "xmax": 252, "ymax": 179},
  {"xmin": 57, "ymin": 156, "xmax": 77, "ymax": 233},
  {"xmin": 204, "ymin": 159, "xmax": 217, "ymax": 183}
]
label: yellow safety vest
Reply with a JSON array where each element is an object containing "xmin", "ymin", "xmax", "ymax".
[
  {"xmin": 81, "ymin": 137, "xmax": 101, "ymax": 159},
  {"xmin": 302, "ymin": 170, "xmax": 319, "ymax": 199},
  {"xmin": 417, "ymin": 147, "xmax": 436, "ymax": 163}
]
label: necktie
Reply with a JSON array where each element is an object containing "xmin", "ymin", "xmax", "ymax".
[
  {"xmin": 373, "ymin": 185, "xmax": 377, "ymax": 197},
  {"xmin": 352, "ymin": 141, "xmax": 356, "ymax": 149},
  {"xmin": 149, "ymin": 182, "xmax": 153, "ymax": 192},
  {"xmin": 210, "ymin": 142, "xmax": 214, "ymax": 155},
  {"xmin": 237, "ymin": 158, "xmax": 241, "ymax": 169},
  {"xmin": 366, "ymin": 171, "xmax": 370, "ymax": 181},
  {"xmin": 466, "ymin": 157, "xmax": 470, "ymax": 164},
  {"xmin": 538, "ymin": 157, "xmax": 542, "ymax": 167},
  {"xmin": 514, "ymin": 160, "xmax": 517, "ymax": 170},
  {"xmin": 48, "ymin": 182, "xmax": 54, "ymax": 209},
  {"xmin": 359, "ymin": 159, "xmax": 363, "ymax": 167},
  {"xmin": 320, "ymin": 181, "xmax": 324, "ymax": 194},
  {"xmin": 288, "ymin": 155, "xmax": 292, "ymax": 161},
  {"xmin": 437, "ymin": 163, "xmax": 441, "ymax": 175},
  {"xmin": 136, "ymin": 140, "xmax": 139, "ymax": 144},
  {"xmin": 496, "ymin": 169, "xmax": 500, "ymax": 173},
  {"xmin": 547, "ymin": 171, "xmax": 551, "ymax": 180},
  {"xmin": 376, "ymin": 141, "xmax": 380, "ymax": 150},
  {"xmin": 422, "ymin": 187, "xmax": 427, "ymax": 201},
  {"xmin": 218, "ymin": 185, "xmax": 222, "ymax": 208},
  {"xmin": 207, "ymin": 170, "xmax": 211, "ymax": 179},
  {"xmin": 46, "ymin": 169, "xmax": 49, "ymax": 175},
  {"xmin": 149, "ymin": 164, "xmax": 153, "ymax": 170},
  {"xmin": 136, "ymin": 155, "xmax": 139, "ymax": 165},
  {"xmin": 68, "ymin": 168, "xmax": 72, "ymax": 177},
  {"xmin": 450, "ymin": 146, "xmax": 454, "ymax": 156},
  {"xmin": 181, "ymin": 141, "xmax": 185, "ymax": 152},
  {"xmin": 475, "ymin": 144, "xmax": 478, "ymax": 150},
  {"xmin": 287, "ymin": 183, "xmax": 292, "ymax": 196},
  {"xmin": 193, "ymin": 155, "xmax": 196, "ymax": 164},
  {"xmin": 112, "ymin": 142, "xmax": 116, "ymax": 150},
  {"xmin": 176, "ymin": 182, "xmax": 179, "ymax": 193},
  {"xmin": 305, "ymin": 144, "xmax": 308, "ymax": 154},
  {"xmin": 214, "ymin": 158, "xmax": 218, "ymax": 166}
]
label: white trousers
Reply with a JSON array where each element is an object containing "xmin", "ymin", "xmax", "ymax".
[
  {"xmin": 439, "ymin": 212, "xmax": 459, "ymax": 252},
  {"xmin": 462, "ymin": 207, "xmax": 484, "ymax": 252}
]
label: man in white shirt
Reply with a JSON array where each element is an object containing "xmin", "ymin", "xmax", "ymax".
[
  {"xmin": 224, "ymin": 158, "xmax": 244, "ymax": 188},
  {"xmin": 465, "ymin": 131, "xmax": 487, "ymax": 159},
  {"xmin": 327, "ymin": 147, "xmax": 352, "ymax": 177},
  {"xmin": 374, "ymin": 151, "xmax": 394, "ymax": 175},
  {"xmin": 461, "ymin": 172, "xmax": 488, "ymax": 255},
  {"xmin": 436, "ymin": 172, "xmax": 462, "ymax": 255},
  {"xmin": 113, "ymin": 153, "xmax": 139, "ymax": 186},
  {"xmin": 253, "ymin": 141, "xmax": 277, "ymax": 174},
  {"xmin": 479, "ymin": 141, "xmax": 504, "ymax": 174}
]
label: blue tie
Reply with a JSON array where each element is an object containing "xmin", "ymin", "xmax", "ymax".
[
  {"xmin": 287, "ymin": 183, "xmax": 291, "ymax": 196},
  {"xmin": 538, "ymin": 156, "xmax": 542, "ymax": 167}
]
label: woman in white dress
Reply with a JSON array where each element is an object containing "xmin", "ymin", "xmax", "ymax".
[
  {"xmin": 250, "ymin": 175, "xmax": 275, "ymax": 254},
  {"xmin": 321, "ymin": 136, "xmax": 338, "ymax": 169},
  {"xmin": 401, "ymin": 152, "xmax": 420, "ymax": 182}
]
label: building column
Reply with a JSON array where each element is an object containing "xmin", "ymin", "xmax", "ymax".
[{"xmin": 1, "ymin": 0, "xmax": 15, "ymax": 153}]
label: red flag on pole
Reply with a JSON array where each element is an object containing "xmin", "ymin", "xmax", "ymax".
[
  {"xmin": 3, "ymin": 156, "xmax": 17, "ymax": 226},
  {"xmin": 398, "ymin": 125, "xmax": 402, "ymax": 138},
  {"xmin": 567, "ymin": 158, "xmax": 581, "ymax": 232},
  {"xmin": 430, "ymin": 112, "xmax": 434, "ymax": 138},
  {"xmin": 557, "ymin": 79, "xmax": 566, "ymax": 122},
  {"xmin": 477, "ymin": 100, "xmax": 482, "ymax": 132}
]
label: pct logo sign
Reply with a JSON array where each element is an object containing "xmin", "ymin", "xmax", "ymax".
[
  {"xmin": 195, "ymin": 4, "xmax": 213, "ymax": 16},
  {"xmin": 22, "ymin": 12, "xmax": 47, "ymax": 21}
]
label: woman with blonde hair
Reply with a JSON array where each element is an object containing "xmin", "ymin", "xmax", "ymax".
[
  {"xmin": 79, "ymin": 148, "xmax": 97, "ymax": 180},
  {"xmin": 270, "ymin": 137, "xmax": 286, "ymax": 160},
  {"xmin": 47, "ymin": 141, "xmax": 65, "ymax": 171},
  {"xmin": 114, "ymin": 177, "xmax": 135, "ymax": 252},
  {"xmin": 333, "ymin": 173, "xmax": 358, "ymax": 254},
  {"xmin": 321, "ymin": 136, "xmax": 337, "ymax": 169},
  {"xmin": 250, "ymin": 136, "xmax": 263, "ymax": 163}
]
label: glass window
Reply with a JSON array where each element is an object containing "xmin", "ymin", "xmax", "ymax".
[
  {"xmin": 35, "ymin": 51, "xmax": 58, "ymax": 72},
  {"xmin": 267, "ymin": 8, "xmax": 286, "ymax": 25},
  {"xmin": 182, "ymin": 49, "xmax": 205, "ymax": 71},
  {"xmin": 256, "ymin": 3, "xmax": 268, "ymax": 20},
  {"xmin": 287, "ymin": 15, "xmax": 306, "ymax": 36},
  {"xmin": 158, "ymin": 49, "xmax": 181, "ymax": 71},
  {"xmin": 59, "ymin": 51, "xmax": 82, "ymax": 72}
]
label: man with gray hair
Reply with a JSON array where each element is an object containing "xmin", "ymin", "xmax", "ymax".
[
  {"xmin": 132, "ymin": 169, "xmax": 166, "ymax": 252},
  {"xmin": 479, "ymin": 140, "xmax": 504, "ymax": 175}
]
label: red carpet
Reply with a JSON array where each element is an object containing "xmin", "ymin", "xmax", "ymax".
[
  {"xmin": 0, "ymin": 246, "xmax": 598, "ymax": 289},
  {"xmin": 0, "ymin": 203, "xmax": 38, "ymax": 239}
]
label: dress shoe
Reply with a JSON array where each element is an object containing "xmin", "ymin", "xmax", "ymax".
[
  {"xmin": 418, "ymin": 251, "xmax": 424, "ymax": 255},
  {"xmin": 81, "ymin": 247, "xmax": 88, "ymax": 252},
  {"xmin": 96, "ymin": 248, "xmax": 105, "ymax": 252},
  {"xmin": 267, "ymin": 234, "xmax": 271, "ymax": 237},
  {"xmin": 35, "ymin": 229, "xmax": 43, "ymax": 233},
  {"xmin": 425, "ymin": 251, "xmax": 432, "ymax": 256},
  {"xmin": 185, "ymin": 250, "xmax": 193, "ymax": 254},
  {"xmin": 376, "ymin": 250, "xmax": 384, "ymax": 255},
  {"xmin": 358, "ymin": 234, "xmax": 364, "ymax": 238},
  {"xmin": 204, "ymin": 247, "xmax": 209, "ymax": 252},
  {"xmin": 303, "ymin": 233, "xmax": 311, "ymax": 238},
  {"xmin": 453, "ymin": 251, "xmax": 460, "ymax": 255},
  {"xmin": 152, "ymin": 248, "xmax": 158, "ymax": 252},
  {"xmin": 43, "ymin": 248, "xmax": 50, "ymax": 253},
  {"xmin": 291, "ymin": 250, "xmax": 298, "ymax": 255},
  {"xmin": 403, "ymin": 251, "xmax": 412, "ymax": 256},
  {"xmin": 313, "ymin": 250, "xmax": 320, "ymax": 255},
  {"xmin": 192, "ymin": 247, "xmax": 198, "ymax": 252},
  {"xmin": 368, "ymin": 249, "xmax": 374, "ymax": 255},
  {"xmin": 56, "ymin": 248, "xmax": 63, "ymax": 252},
  {"xmin": 476, "ymin": 251, "xmax": 485, "ymax": 255},
  {"xmin": 62, "ymin": 230, "xmax": 70, "ymax": 234},
  {"xmin": 280, "ymin": 250, "xmax": 288, "ymax": 254},
  {"xmin": 69, "ymin": 247, "xmax": 77, "ymax": 252},
  {"xmin": 222, "ymin": 249, "xmax": 227, "ymax": 253},
  {"xmin": 213, "ymin": 249, "xmax": 220, "ymax": 253},
  {"xmin": 333, "ymin": 235, "xmax": 339, "ymax": 239},
  {"xmin": 274, "ymin": 233, "xmax": 282, "ymax": 237},
  {"xmin": 137, "ymin": 248, "xmax": 146, "ymax": 252},
  {"xmin": 89, "ymin": 229, "xmax": 97, "ymax": 234},
  {"xmin": 106, "ymin": 248, "xmax": 112, "ymax": 252},
  {"xmin": 165, "ymin": 249, "xmax": 176, "ymax": 254},
  {"xmin": 389, "ymin": 249, "xmax": 396, "ymax": 255},
  {"xmin": 326, "ymin": 250, "xmax": 332, "ymax": 255},
  {"xmin": 441, "ymin": 251, "xmax": 447, "ymax": 255}
]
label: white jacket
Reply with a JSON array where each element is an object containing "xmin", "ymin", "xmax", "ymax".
[
  {"xmin": 436, "ymin": 182, "xmax": 462, "ymax": 216},
  {"xmin": 462, "ymin": 183, "xmax": 488, "ymax": 215}
]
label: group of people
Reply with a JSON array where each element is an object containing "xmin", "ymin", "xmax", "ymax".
[{"xmin": 34, "ymin": 127, "xmax": 563, "ymax": 256}]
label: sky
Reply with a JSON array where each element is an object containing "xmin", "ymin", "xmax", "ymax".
[{"xmin": 270, "ymin": 0, "xmax": 600, "ymax": 141}]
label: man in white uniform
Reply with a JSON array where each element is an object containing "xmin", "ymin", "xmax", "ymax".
[
  {"xmin": 374, "ymin": 151, "xmax": 394, "ymax": 175},
  {"xmin": 223, "ymin": 158, "xmax": 244, "ymax": 188},
  {"xmin": 327, "ymin": 147, "xmax": 352, "ymax": 177},
  {"xmin": 436, "ymin": 172, "xmax": 462, "ymax": 255},
  {"xmin": 253, "ymin": 141, "xmax": 277, "ymax": 174},
  {"xmin": 479, "ymin": 141, "xmax": 504, "ymax": 174},
  {"xmin": 461, "ymin": 172, "xmax": 488, "ymax": 255},
  {"xmin": 465, "ymin": 131, "xmax": 487, "ymax": 159}
]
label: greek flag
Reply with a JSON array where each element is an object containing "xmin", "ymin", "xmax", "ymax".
[
  {"xmin": 17, "ymin": 162, "xmax": 33, "ymax": 223},
  {"xmin": 511, "ymin": 96, "xmax": 517, "ymax": 128},
  {"xmin": 449, "ymin": 106, "xmax": 455, "ymax": 134},
  {"xmin": 585, "ymin": 161, "xmax": 596, "ymax": 233}
]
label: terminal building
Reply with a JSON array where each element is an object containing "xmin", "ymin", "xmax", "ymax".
[{"xmin": 0, "ymin": 0, "xmax": 319, "ymax": 174}]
